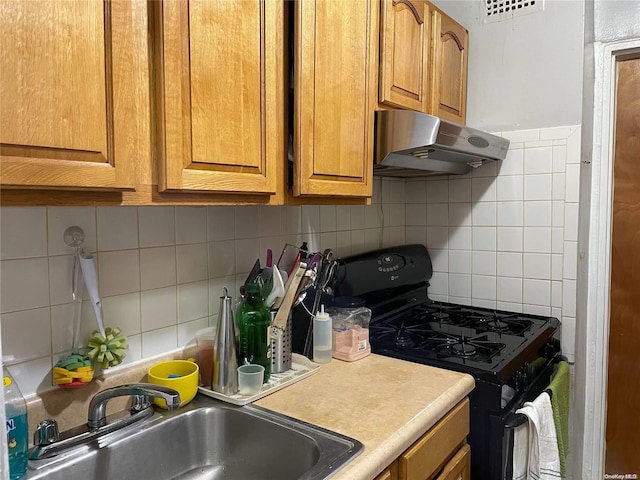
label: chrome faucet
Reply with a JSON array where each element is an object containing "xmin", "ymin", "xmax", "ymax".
[
  {"xmin": 30, "ymin": 383, "xmax": 181, "ymax": 460},
  {"xmin": 88, "ymin": 383, "xmax": 181, "ymax": 429}
]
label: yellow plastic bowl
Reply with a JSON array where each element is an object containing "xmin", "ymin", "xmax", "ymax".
[{"xmin": 147, "ymin": 359, "xmax": 199, "ymax": 409}]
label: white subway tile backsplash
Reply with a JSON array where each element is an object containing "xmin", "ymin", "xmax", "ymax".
[
  {"xmin": 448, "ymin": 226, "xmax": 472, "ymax": 250},
  {"xmin": 449, "ymin": 273, "xmax": 471, "ymax": 298},
  {"xmin": 1, "ymin": 207, "xmax": 48, "ymax": 259},
  {"xmin": 141, "ymin": 286, "xmax": 177, "ymax": 331},
  {"xmin": 524, "ymin": 147, "xmax": 553, "ymax": 174},
  {"xmin": 140, "ymin": 246, "xmax": 177, "ymax": 290},
  {"xmin": 524, "ymin": 174, "xmax": 552, "ymax": 201},
  {"xmin": 208, "ymin": 240, "xmax": 235, "ymax": 278},
  {"xmin": 472, "ymin": 275, "xmax": 496, "ymax": 300},
  {"xmin": 497, "ymin": 227, "xmax": 523, "ymax": 252},
  {"xmin": 449, "ymin": 250, "xmax": 471, "ymax": 274},
  {"xmin": 0, "ymin": 307, "xmax": 51, "ymax": 362},
  {"xmin": 101, "ymin": 292, "xmax": 142, "ymax": 337},
  {"xmin": 48, "ymin": 255, "xmax": 74, "ymax": 306},
  {"xmin": 97, "ymin": 207, "xmax": 138, "ymax": 251},
  {"xmin": 472, "ymin": 227, "xmax": 496, "ymax": 251},
  {"xmin": 427, "ymin": 204, "xmax": 449, "ymax": 226},
  {"xmin": 336, "ymin": 206, "xmax": 351, "ymax": 231},
  {"xmin": 524, "ymin": 202, "xmax": 552, "ymax": 227},
  {"xmin": 523, "ymin": 253, "xmax": 551, "ymax": 279},
  {"xmin": 0, "ymin": 258, "xmax": 50, "ymax": 313},
  {"xmin": 523, "ymin": 279, "xmax": 551, "ymax": 306},
  {"xmin": 565, "ymin": 164, "xmax": 581, "ymax": 203},
  {"xmin": 523, "ymin": 227, "xmax": 552, "ymax": 253},
  {"xmin": 472, "ymin": 251, "xmax": 496, "ymax": 276},
  {"xmin": 472, "ymin": 202, "xmax": 496, "ymax": 226},
  {"xmin": 523, "ymin": 304, "xmax": 551, "ymax": 316},
  {"xmin": 561, "ymin": 316, "xmax": 576, "ymax": 361},
  {"xmin": 175, "ymin": 207, "xmax": 207, "ymax": 245},
  {"xmin": 449, "ymin": 203, "xmax": 472, "ymax": 226},
  {"xmin": 98, "ymin": 250, "xmax": 140, "ymax": 297},
  {"xmin": 177, "ymin": 281, "xmax": 209, "ymax": 323},
  {"xmin": 207, "ymin": 206, "xmax": 236, "ymax": 241},
  {"xmin": 497, "ymin": 176, "xmax": 523, "ymax": 201},
  {"xmin": 350, "ymin": 205, "xmax": 366, "ymax": 230},
  {"xmin": 471, "ymin": 177, "xmax": 497, "ymax": 202},
  {"xmin": 139, "ymin": 207, "xmax": 176, "ymax": 247},
  {"xmin": 259, "ymin": 206, "xmax": 282, "ymax": 238},
  {"xmin": 235, "ymin": 206, "xmax": 261, "ymax": 239},
  {"xmin": 319, "ymin": 205, "xmax": 337, "ymax": 232},
  {"xmin": 497, "ymin": 252, "xmax": 523, "ymax": 277},
  {"xmin": 405, "ymin": 203, "xmax": 427, "ymax": 226},
  {"xmin": 497, "ymin": 277, "xmax": 523, "ymax": 303},
  {"xmin": 405, "ymin": 180, "xmax": 426, "ymax": 203},
  {"xmin": 0, "ymin": 124, "xmax": 582, "ymax": 396},
  {"xmin": 176, "ymin": 243, "xmax": 208, "ymax": 284},
  {"xmin": 48, "ymin": 206, "xmax": 98, "ymax": 256},
  {"xmin": 497, "ymin": 201, "xmax": 523, "ymax": 226},
  {"xmin": 552, "ymin": 174, "xmax": 566, "ymax": 201},
  {"xmin": 142, "ymin": 326, "xmax": 178, "ymax": 358},
  {"xmin": 449, "ymin": 179, "xmax": 472, "ymax": 203},
  {"xmin": 498, "ymin": 149, "xmax": 524, "ymax": 176},
  {"xmin": 426, "ymin": 179, "xmax": 449, "ymax": 203}
]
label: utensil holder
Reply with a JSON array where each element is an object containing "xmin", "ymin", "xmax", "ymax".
[{"xmin": 271, "ymin": 313, "xmax": 292, "ymax": 373}]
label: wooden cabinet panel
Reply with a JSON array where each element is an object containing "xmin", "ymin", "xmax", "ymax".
[
  {"xmin": 375, "ymin": 460, "xmax": 399, "ymax": 480},
  {"xmin": 399, "ymin": 398, "xmax": 469, "ymax": 480},
  {"xmin": 156, "ymin": 0, "xmax": 283, "ymax": 195},
  {"xmin": 430, "ymin": 9, "xmax": 467, "ymax": 124},
  {"xmin": 379, "ymin": 0, "xmax": 430, "ymax": 112},
  {"xmin": 0, "ymin": 0, "xmax": 142, "ymax": 190},
  {"xmin": 434, "ymin": 444, "xmax": 470, "ymax": 480},
  {"xmin": 294, "ymin": 0, "xmax": 374, "ymax": 198}
]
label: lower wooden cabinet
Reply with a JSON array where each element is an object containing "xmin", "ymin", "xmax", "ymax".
[{"xmin": 374, "ymin": 398, "xmax": 470, "ymax": 480}]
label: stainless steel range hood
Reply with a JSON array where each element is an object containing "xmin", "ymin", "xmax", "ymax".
[{"xmin": 374, "ymin": 110, "xmax": 510, "ymax": 177}]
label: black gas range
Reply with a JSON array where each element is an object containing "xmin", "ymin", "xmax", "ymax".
[{"xmin": 333, "ymin": 244, "xmax": 562, "ymax": 480}]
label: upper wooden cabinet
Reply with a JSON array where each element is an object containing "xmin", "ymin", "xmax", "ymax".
[
  {"xmin": 379, "ymin": 0, "xmax": 430, "ymax": 112},
  {"xmin": 0, "ymin": 0, "xmax": 145, "ymax": 191},
  {"xmin": 293, "ymin": 0, "xmax": 376, "ymax": 198},
  {"xmin": 154, "ymin": 0, "xmax": 283, "ymax": 196},
  {"xmin": 430, "ymin": 8, "xmax": 468, "ymax": 125},
  {"xmin": 378, "ymin": 1, "xmax": 468, "ymax": 125}
]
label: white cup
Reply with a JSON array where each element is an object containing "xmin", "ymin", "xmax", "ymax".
[{"xmin": 237, "ymin": 364, "xmax": 265, "ymax": 395}]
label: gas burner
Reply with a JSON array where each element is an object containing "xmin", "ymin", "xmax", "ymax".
[
  {"xmin": 396, "ymin": 330, "xmax": 416, "ymax": 348},
  {"xmin": 451, "ymin": 341, "xmax": 477, "ymax": 357},
  {"xmin": 432, "ymin": 311, "xmax": 450, "ymax": 320},
  {"xmin": 470, "ymin": 313, "xmax": 533, "ymax": 336},
  {"xmin": 483, "ymin": 319, "xmax": 510, "ymax": 333}
]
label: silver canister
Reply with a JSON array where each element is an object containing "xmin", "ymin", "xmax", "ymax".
[
  {"xmin": 212, "ymin": 287, "xmax": 238, "ymax": 395},
  {"xmin": 271, "ymin": 311, "xmax": 292, "ymax": 374}
]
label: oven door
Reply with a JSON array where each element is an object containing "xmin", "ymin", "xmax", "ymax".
[{"xmin": 498, "ymin": 355, "xmax": 563, "ymax": 480}]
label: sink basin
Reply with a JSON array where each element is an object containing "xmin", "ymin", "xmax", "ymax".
[{"xmin": 26, "ymin": 395, "xmax": 363, "ymax": 480}]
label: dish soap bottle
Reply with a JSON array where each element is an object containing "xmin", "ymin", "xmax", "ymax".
[
  {"xmin": 236, "ymin": 283, "xmax": 271, "ymax": 382},
  {"xmin": 313, "ymin": 305, "xmax": 332, "ymax": 363},
  {"xmin": 3, "ymin": 357, "xmax": 28, "ymax": 479}
]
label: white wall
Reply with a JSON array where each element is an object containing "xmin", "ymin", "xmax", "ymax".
[{"xmin": 432, "ymin": 0, "xmax": 585, "ymax": 131}]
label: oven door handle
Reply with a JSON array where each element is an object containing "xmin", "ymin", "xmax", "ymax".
[{"xmin": 504, "ymin": 411, "xmax": 528, "ymax": 429}]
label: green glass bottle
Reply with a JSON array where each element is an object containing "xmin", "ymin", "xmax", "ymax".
[{"xmin": 236, "ymin": 283, "xmax": 271, "ymax": 382}]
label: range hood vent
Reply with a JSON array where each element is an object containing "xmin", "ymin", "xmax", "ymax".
[{"xmin": 374, "ymin": 110, "xmax": 510, "ymax": 178}]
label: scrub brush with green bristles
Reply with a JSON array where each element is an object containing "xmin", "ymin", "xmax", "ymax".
[{"xmin": 79, "ymin": 251, "xmax": 128, "ymax": 369}]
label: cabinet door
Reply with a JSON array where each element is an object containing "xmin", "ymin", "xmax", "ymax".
[
  {"xmin": 379, "ymin": 0, "xmax": 430, "ymax": 112},
  {"xmin": 430, "ymin": 9, "xmax": 467, "ymax": 125},
  {"xmin": 294, "ymin": 0, "xmax": 375, "ymax": 198},
  {"xmin": 0, "ymin": 0, "xmax": 143, "ymax": 190},
  {"xmin": 156, "ymin": 0, "xmax": 283, "ymax": 195},
  {"xmin": 434, "ymin": 444, "xmax": 471, "ymax": 480}
]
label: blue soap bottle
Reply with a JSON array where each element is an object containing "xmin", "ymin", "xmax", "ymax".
[{"xmin": 3, "ymin": 357, "xmax": 28, "ymax": 479}]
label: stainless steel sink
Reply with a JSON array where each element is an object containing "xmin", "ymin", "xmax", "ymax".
[{"xmin": 25, "ymin": 395, "xmax": 363, "ymax": 480}]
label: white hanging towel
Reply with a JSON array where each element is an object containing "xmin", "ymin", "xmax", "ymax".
[{"xmin": 512, "ymin": 391, "xmax": 561, "ymax": 480}]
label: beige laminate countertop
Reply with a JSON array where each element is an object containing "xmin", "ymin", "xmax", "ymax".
[{"xmin": 255, "ymin": 354, "xmax": 475, "ymax": 480}]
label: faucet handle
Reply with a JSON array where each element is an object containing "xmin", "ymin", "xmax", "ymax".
[{"xmin": 34, "ymin": 419, "xmax": 59, "ymax": 447}]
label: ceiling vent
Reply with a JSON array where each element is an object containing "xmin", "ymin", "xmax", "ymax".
[{"xmin": 483, "ymin": 0, "xmax": 544, "ymax": 23}]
